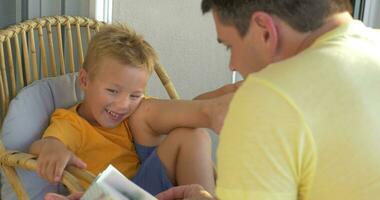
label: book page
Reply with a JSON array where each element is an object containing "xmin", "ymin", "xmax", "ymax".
[{"xmin": 81, "ymin": 165, "xmax": 157, "ymax": 200}]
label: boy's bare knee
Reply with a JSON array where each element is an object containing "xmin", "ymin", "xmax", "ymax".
[
  {"xmin": 167, "ymin": 128, "xmax": 211, "ymax": 146},
  {"xmin": 190, "ymin": 128, "xmax": 211, "ymax": 145}
]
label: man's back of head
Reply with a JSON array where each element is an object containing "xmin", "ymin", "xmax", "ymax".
[{"xmin": 201, "ymin": 0, "xmax": 353, "ymax": 37}]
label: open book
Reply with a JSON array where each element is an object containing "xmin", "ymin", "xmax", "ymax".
[{"xmin": 81, "ymin": 165, "xmax": 157, "ymax": 200}]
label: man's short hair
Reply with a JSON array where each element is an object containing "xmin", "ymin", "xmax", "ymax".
[
  {"xmin": 201, "ymin": 0, "xmax": 353, "ymax": 36},
  {"xmin": 82, "ymin": 24, "xmax": 158, "ymax": 78}
]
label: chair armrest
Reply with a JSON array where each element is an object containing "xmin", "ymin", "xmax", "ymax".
[
  {"xmin": 0, "ymin": 151, "xmax": 93, "ymax": 193},
  {"xmin": 66, "ymin": 165, "xmax": 96, "ymax": 185}
]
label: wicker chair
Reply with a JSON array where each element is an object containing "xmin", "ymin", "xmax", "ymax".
[{"xmin": 0, "ymin": 16, "xmax": 179, "ymax": 200}]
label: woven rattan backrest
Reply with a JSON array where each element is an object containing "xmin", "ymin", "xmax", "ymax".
[{"xmin": 0, "ymin": 16, "xmax": 179, "ymax": 126}]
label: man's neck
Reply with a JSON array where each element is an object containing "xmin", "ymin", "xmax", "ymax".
[
  {"xmin": 296, "ymin": 12, "xmax": 353, "ymax": 53},
  {"xmin": 275, "ymin": 12, "xmax": 353, "ymax": 61}
]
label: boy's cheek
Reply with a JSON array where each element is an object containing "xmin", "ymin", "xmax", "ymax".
[{"xmin": 128, "ymin": 100, "xmax": 144, "ymax": 116}]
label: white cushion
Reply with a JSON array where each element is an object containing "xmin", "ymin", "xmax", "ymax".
[{"xmin": 1, "ymin": 73, "xmax": 83, "ymax": 200}]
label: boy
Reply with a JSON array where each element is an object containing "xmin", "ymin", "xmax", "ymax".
[{"xmin": 29, "ymin": 24, "xmax": 233, "ymax": 195}]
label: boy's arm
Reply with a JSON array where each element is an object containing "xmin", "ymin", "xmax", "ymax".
[
  {"xmin": 29, "ymin": 137, "xmax": 86, "ymax": 183},
  {"xmin": 193, "ymin": 80, "xmax": 243, "ymax": 100},
  {"xmin": 129, "ymin": 92, "xmax": 233, "ymax": 142}
]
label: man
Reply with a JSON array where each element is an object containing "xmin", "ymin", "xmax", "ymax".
[{"xmin": 157, "ymin": 0, "xmax": 380, "ymax": 199}]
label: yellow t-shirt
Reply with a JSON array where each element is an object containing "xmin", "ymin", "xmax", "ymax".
[
  {"xmin": 43, "ymin": 105, "xmax": 139, "ymax": 186},
  {"xmin": 216, "ymin": 20, "xmax": 380, "ymax": 199}
]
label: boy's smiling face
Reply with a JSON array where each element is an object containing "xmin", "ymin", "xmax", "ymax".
[{"xmin": 78, "ymin": 56, "xmax": 149, "ymax": 128}]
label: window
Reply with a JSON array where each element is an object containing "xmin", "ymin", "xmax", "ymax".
[{"xmin": 89, "ymin": 0, "xmax": 112, "ymax": 23}]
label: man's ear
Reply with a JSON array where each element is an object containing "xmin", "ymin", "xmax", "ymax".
[
  {"xmin": 250, "ymin": 11, "xmax": 279, "ymax": 56},
  {"xmin": 78, "ymin": 68, "xmax": 89, "ymax": 89}
]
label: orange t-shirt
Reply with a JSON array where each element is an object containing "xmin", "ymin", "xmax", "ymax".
[{"xmin": 43, "ymin": 105, "xmax": 140, "ymax": 186}]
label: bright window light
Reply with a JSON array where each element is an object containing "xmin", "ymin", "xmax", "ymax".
[{"xmin": 90, "ymin": 0, "xmax": 112, "ymax": 23}]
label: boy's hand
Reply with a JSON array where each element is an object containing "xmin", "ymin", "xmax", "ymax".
[{"xmin": 35, "ymin": 138, "xmax": 87, "ymax": 182}]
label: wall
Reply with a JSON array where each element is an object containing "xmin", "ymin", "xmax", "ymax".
[{"xmin": 113, "ymin": 0, "xmax": 231, "ymax": 100}]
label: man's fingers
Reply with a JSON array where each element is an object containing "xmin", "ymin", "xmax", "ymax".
[
  {"xmin": 45, "ymin": 193, "xmax": 68, "ymax": 200},
  {"xmin": 156, "ymin": 185, "xmax": 188, "ymax": 200},
  {"xmin": 67, "ymin": 192, "xmax": 84, "ymax": 200}
]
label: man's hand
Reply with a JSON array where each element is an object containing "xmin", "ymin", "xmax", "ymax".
[
  {"xmin": 33, "ymin": 138, "xmax": 87, "ymax": 182},
  {"xmin": 44, "ymin": 192, "xmax": 83, "ymax": 200},
  {"xmin": 156, "ymin": 184, "xmax": 215, "ymax": 200}
]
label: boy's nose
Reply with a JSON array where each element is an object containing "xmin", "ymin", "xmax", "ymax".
[{"xmin": 115, "ymin": 97, "xmax": 130, "ymax": 111}]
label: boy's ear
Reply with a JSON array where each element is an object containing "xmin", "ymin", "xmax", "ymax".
[
  {"xmin": 250, "ymin": 11, "xmax": 279, "ymax": 57},
  {"xmin": 78, "ymin": 68, "xmax": 89, "ymax": 89}
]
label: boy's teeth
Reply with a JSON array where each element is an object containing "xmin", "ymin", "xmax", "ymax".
[{"xmin": 106, "ymin": 109, "xmax": 119, "ymax": 118}]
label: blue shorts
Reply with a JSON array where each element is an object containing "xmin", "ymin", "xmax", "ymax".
[{"xmin": 131, "ymin": 143, "xmax": 173, "ymax": 195}]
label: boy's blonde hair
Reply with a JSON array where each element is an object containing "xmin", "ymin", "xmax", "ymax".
[{"xmin": 82, "ymin": 24, "xmax": 157, "ymax": 78}]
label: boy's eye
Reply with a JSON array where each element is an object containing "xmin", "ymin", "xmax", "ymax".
[
  {"xmin": 130, "ymin": 94, "xmax": 143, "ymax": 100},
  {"xmin": 106, "ymin": 89, "xmax": 118, "ymax": 95}
]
